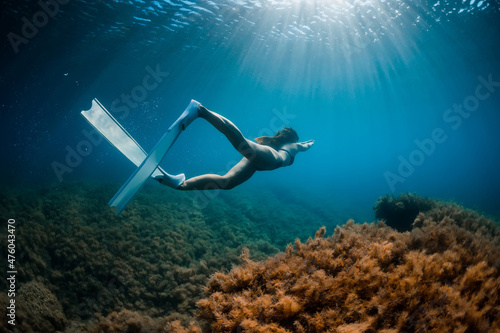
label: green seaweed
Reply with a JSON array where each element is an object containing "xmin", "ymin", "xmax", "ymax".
[{"xmin": 0, "ymin": 181, "xmax": 333, "ymax": 331}]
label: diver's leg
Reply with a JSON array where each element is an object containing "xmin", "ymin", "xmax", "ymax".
[
  {"xmin": 177, "ymin": 174, "xmax": 229, "ymax": 190},
  {"xmin": 198, "ymin": 106, "xmax": 258, "ymax": 160},
  {"xmin": 178, "ymin": 158, "xmax": 256, "ymax": 191}
]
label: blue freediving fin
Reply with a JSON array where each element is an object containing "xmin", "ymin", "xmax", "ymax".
[{"xmin": 108, "ymin": 100, "xmax": 200, "ymax": 215}]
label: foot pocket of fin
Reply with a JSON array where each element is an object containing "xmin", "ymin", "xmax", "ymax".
[
  {"xmin": 171, "ymin": 100, "xmax": 201, "ymax": 131},
  {"xmin": 155, "ymin": 173, "xmax": 185, "ymax": 189}
]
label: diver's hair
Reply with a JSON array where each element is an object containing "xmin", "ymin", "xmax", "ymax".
[{"xmin": 255, "ymin": 127, "xmax": 299, "ymax": 149}]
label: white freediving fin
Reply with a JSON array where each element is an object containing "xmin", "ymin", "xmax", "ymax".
[
  {"xmin": 108, "ymin": 99, "xmax": 201, "ymax": 215},
  {"xmin": 80, "ymin": 99, "xmax": 181, "ymax": 180}
]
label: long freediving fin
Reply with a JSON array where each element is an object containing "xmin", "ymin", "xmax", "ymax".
[
  {"xmin": 108, "ymin": 100, "xmax": 200, "ymax": 215},
  {"xmin": 80, "ymin": 98, "xmax": 181, "ymax": 180}
]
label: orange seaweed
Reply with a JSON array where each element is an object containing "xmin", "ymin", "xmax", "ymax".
[{"xmin": 191, "ymin": 200, "xmax": 500, "ymax": 332}]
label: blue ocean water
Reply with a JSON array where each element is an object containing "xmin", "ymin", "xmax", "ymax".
[{"xmin": 1, "ymin": 0, "xmax": 499, "ymax": 220}]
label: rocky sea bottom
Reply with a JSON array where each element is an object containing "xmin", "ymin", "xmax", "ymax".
[{"xmin": 0, "ymin": 183, "xmax": 499, "ymax": 332}]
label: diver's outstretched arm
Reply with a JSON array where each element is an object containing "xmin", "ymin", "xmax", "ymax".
[
  {"xmin": 280, "ymin": 140, "xmax": 315, "ymax": 158},
  {"xmin": 296, "ymin": 140, "xmax": 315, "ymax": 151}
]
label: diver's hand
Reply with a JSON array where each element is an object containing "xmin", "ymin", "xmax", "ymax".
[{"xmin": 297, "ymin": 139, "xmax": 314, "ymax": 151}]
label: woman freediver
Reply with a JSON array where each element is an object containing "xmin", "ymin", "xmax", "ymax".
[{"xmin": 155, "ymin": 102, "xmax": 314, "ymax": 191}]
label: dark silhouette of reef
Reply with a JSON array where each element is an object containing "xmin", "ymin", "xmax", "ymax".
[{"xmin": 374, "ymin": 193, "xmax": 436, "ymax": 231}]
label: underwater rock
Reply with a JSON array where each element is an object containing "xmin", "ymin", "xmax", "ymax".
[
  {"xmin": 373, "ymin": 193, "xmax": 436, "ymax": 231},
  {"xmin": 15, "ymin": 281, "xmax": 67, "ymax": 332}
]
